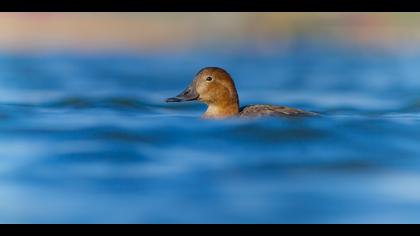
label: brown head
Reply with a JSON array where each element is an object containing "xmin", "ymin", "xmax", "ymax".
[{"xmin": 166, "ymin": 67, "xmax": 240, "ymax": 119}]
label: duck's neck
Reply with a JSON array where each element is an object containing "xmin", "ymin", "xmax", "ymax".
[{"xmin": 203, "ymin": 101, "xmax": 240, "ymax": 119}]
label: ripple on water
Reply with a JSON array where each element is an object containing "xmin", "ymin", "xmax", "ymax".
[{"xmin": 1, "ymin": 50, "xmax": 420, "ymax": 223}]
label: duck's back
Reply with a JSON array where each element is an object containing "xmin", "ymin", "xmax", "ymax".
[{"xmin": 239, "ymin": 105, "xmax": 316, "ymax": 118}]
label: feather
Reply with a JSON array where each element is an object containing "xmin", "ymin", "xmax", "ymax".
[{"xmin": 239, "ymin": 105, "xmax": 317, "ymax": 117}]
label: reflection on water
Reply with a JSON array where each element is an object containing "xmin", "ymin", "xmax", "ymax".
[{"xmin": 1, "ymin": 44, "xmax": 420, "ymax": 223}]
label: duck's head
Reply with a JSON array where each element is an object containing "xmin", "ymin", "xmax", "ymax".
[{"xmin": 166, "ymin": 67, "xmax": 240, "ymax": 118}]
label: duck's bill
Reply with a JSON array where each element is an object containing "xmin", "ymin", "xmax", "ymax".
[
  {"xmin": 165, "ymin": 86, "xmax": 199, "ymax": 103},
  {"xmin": 165, "ymin": 97, "xmax": 184, "ymax": 102}
]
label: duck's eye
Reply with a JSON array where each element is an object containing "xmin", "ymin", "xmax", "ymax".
[{"xmin": 206, "ymin": 77, "xmax": 213, "ymax": 82}]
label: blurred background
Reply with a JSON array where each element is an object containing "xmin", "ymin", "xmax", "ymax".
[
  {"xmin": 1, "ymin": 13, "xmax": 420, "ymax": 224},
  {"xmin": 2, "ymin": 12, "xmax": 420, "ymax": 53}
]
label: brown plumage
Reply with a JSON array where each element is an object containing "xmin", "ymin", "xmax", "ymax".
[
  {"xmin": 166, "ymin": 67, "xmax": 317, "ymax": 119},
  {"xmin": 239, "ymin": 105, "xmax": 316, "ymax": 118}
]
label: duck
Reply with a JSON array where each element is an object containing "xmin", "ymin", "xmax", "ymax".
[{"xmin": 166, "ymin": 67, "xmax": 317, "ymax": 119}]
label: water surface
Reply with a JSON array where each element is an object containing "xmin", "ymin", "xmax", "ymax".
[{"xmin": 1, "ymin": 45, "xmax": 420, "ymax": 223}]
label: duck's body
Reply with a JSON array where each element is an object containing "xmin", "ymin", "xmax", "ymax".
[
  {"xmin": 166, "ymin": 67, "xmax": 317, "ymax": 119},
  {"xmin": 239, "ymin": 105, "xmax": 316, "ymax": 118}
]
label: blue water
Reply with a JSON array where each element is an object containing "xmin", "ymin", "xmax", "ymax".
[{"xmin": 1, "ymin": 44, "xmax": 420, "ymax": 223}]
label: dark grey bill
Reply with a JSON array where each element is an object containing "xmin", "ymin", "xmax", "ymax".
[{"xmin": 165, "ymin": 84, "xmax": 199, "ymax": 103}]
